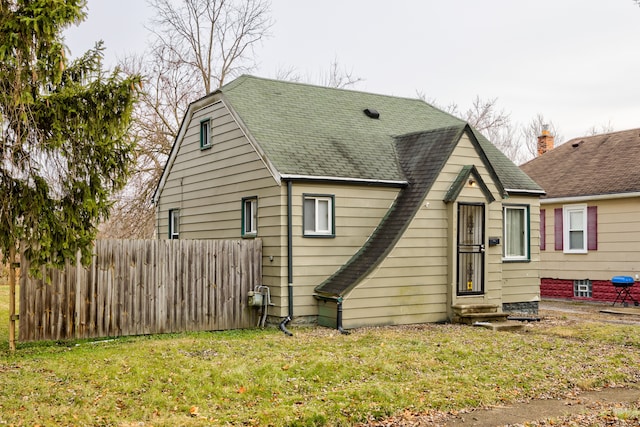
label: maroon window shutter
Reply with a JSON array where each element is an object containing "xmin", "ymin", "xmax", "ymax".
[
  {"xmin": 554, "ymin": 208, "xmax": 563, "ymax": 250},
  {"xmin": 587, "ymin": 206, "xmax": 598, "ymax": 251},
  {"xmin": 540, "ymin": 209, "xmax": 546, "ymax": 250}
]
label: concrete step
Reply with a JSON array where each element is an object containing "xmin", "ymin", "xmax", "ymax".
[
  {"xmin": 451, "ymin": 303, "xmax": 499, "ymax": 315},
  {"xmin": 473, "ymin": 320, "xmax": 526, "ymax": 332},
  {"xmin": 452, "ymin": 312, "xmax": 510, "ymax": 325}
]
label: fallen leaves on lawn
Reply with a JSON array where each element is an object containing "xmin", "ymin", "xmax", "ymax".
[{"xmin": 189, "ymin": 406, "xmax": 199, "ymax": 417}]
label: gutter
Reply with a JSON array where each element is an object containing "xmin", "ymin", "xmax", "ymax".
[
  {"xmin": 280, "ymin": 174, "xmax": 406, "ymax": 188},
  {"xmin": 279, "ymin": 179, "xmax": 294, "ymax": 336}
]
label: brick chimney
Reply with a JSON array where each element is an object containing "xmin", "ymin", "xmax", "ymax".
[{"xmin": 537, "ymin": 125, "xmax": 555, "ymax": 156}]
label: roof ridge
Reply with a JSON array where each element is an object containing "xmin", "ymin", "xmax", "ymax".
[
  {"xmin": 223, "ymin": 74, "xmax": 435, "ymax": 104},
  {"xmin": 566, "ymin": 127, "xmax": 640, "ymax": 142}
]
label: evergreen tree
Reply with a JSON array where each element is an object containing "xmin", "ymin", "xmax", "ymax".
[{"xmin": 0, "ymin": 0, "xmax": 140, "ymax": 271}]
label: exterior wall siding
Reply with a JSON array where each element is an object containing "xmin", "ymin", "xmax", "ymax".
[
  {"xmin": 539, "ymin": 196, "xmax": 640, "ymax": 302},
  {"xmin": 288, "ymin": 182, "xmax": 399, "ymax": 320},
  {"xmin": 155, "ymin": 100, "xmax": 288, "ymax": 317},
  {"xmin": 341, "ymin": 134, "xmax": 540, "ymax": 328},
  {"xmin": 501, "ymin": 196, "xmax": 541, "ymax": 306}
]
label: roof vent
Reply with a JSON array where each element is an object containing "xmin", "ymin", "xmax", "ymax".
[{"xmin": 363, "ymin": 108, "xmax": 380, "ymax": 119}]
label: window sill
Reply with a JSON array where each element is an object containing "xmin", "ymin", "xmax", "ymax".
[
  {"xmin": 200, "ymin": 144, "xmax": 212, "ymax": 151},
  {"xmin": 242, "ymin": 233, "xmax": 257, "ymax": 239},
  {"xmin": 303, "ymin": 233, "xmax": 335, "ymax": 238},
  {"xmin": 502, "ymin": 258, "xmax": 531, "ymax": 263}
]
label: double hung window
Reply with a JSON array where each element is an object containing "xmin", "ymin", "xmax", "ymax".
[
  {"xmin": 563, "ymin": 205, "xmax": 587, "ymax": 253},
  {"xmin": 553, "ymin": 205, "xmax": 597, "ymax": 252},
  {"xmin": 503, "ymin": 205, "xmax": 529, "ymax": 261},
  {"xmin": 303, "ymin": 195, "xmax": 334, "ymax": 237}
]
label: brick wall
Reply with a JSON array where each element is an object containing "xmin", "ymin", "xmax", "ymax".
[
  {"xmin": 541, "ymin": 278, "xmax": 640, "ymax": 304},
  {"xmin": 540, "ymin": 278, "xmax": 574, "ymax": 299}
]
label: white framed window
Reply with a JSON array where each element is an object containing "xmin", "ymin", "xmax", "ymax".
[
  {"xmin": 563, "ymin": 205, "xmax": 587, "ymax": 253},
  {"xmin": 503, "ymin": 205, "xmax": 529, "ymax": 261},
  {"xmin": 303, "ymin": 194, "xmax": 334, "ymax": 237},
  {"xmin": 200, "ymin": 118, "xmax": 211, "ymax": 149},
  {"xmin": 242, "ymin": 197, "xmax": 257, "ymax": 237},
  {"xmin": 574, "ymin": 279, "xmax": 592, "ymax": 298},
  {"xmin": 169, "ymin": 209, "xmax": 179, "ymax": 239}
]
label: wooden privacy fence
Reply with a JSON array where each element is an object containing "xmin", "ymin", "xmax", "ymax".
[{"xmin": 19, "ymin": 239, "xmax": 262, "ymax": 342}]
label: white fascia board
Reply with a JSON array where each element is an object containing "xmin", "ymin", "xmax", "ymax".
[
  {"xmin": 280, "ymin": 174, "xmax": 407, "ymax": 186},
  {"xmin": 541, "ymin": 191, "xmax": 640, "ymax": 204}
]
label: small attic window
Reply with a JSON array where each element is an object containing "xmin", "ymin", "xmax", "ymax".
[{"xmin": 363, "ymin": 108, "xmax": 380, "ymax": 119}]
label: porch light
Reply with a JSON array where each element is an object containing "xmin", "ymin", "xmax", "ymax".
[{"xmin": 468, "ymin": 178, "xmax": 476, "ymax": 187}]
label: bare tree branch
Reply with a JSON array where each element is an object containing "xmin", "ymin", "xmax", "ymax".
[
  {"xmin": 520, "ymin": 113, "xmax": 563, "ymax": 162},
  {"xmin": 101, "ymin": 0, "xmax": 273, "ymax": 238},
  {"xmin": 276, "ymin": 56, "xmax": 363, "ymax": 89},
  {"xmin": 148, "ymin": 0, "xmax": 272, "ymax": 92},
  {"xmin": 422, "ymin": 95, "xmax": 564, "ymax": 165},
  {"xmin": 584, "ymin": 120, "xmax": 614, "ymax": 136}
]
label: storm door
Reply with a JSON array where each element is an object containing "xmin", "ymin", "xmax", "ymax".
[{"xmin": 457, "ymin": 203, "xmax": 485, "ymax": 295}]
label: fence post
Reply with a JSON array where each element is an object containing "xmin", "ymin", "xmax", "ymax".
[{"xmin": 9, "ymin": 245, "xmax": 17, "ymax": 352}]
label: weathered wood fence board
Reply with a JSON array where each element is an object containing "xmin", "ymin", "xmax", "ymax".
[{"xmin": 19, "ymin": 239, "xmax": 262, "ymax": 341}]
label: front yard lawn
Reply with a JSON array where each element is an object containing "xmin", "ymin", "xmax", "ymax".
[{"xmin": 1, "ymin": 288, "xmax": 639, "ymax": 426}]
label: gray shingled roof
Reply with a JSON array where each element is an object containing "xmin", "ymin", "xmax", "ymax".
[
  {"xmin": 218, "ymin": 75, "xmax": 542, "ymax": 192},
  {"xmin": 521, "ymin": 128, "xmax": 640, "ymax": 199}
]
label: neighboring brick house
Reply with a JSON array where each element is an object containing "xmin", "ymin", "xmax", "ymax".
[{"xmin": 520, "ymin": 128, "xmax": 640, "ymax": 303}]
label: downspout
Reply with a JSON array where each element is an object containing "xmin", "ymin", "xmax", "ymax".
[
  {"xmin": 315, "ymin": 294, "xmax": 350, "ymax": 335},
  {"xmin": 279, "ymin": 179, "xmax": 294, "ymax": 336},
  {"xmin": 336, "ymin": 297, "xmax": 350, "ymax": 335}
]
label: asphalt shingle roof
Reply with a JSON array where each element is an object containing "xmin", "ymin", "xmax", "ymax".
[
  {"xmin": 520, "ymin": 128, "xmax": 640, "ymax": 199},
  {"xmin": 218, "ymin": 75, "xmax": 542, "ymax": 192}
]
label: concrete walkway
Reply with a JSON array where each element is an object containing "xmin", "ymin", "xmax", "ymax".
[{"xmin": 540, "ymin": 299, "xmax": 640, "ymax": 317}]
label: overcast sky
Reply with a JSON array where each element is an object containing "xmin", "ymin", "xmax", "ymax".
[{"xmin": 64, "ymin": 0, "xmax": 640, "ymax": 142}]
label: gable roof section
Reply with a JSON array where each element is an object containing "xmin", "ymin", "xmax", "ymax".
[
  {"xmin": 217, "ymin": 76, "xmax": 542, "ymax": 193},
  {"xmin": 473, "ymin": 131, "xmax": 543, "ymax": 195},
  {"xmin": 153, "ymin": 75, "xmax": 543, "ymax": 203},
  {"xmin": 314, "ymin": 125, "xmax": 467, "ymax": 298},
  {"xmin": 218, "ymin": 76, "xmax": 459, "ymax": 182},
  {"xmin": 444, "ymin": 165, "xmax": 495, "ymax": 203},
  {"xmin": 521, "ymin": 128, "xmax": 640, "ymax": 199}
]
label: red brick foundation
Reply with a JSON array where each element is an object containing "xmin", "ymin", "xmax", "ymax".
[{"xmin": 541, "ymin": 278, "xmax": 640, "ymax": 304}]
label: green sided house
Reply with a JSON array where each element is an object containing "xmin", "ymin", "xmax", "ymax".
[{"xmin": 153, "ymin": 75, "xmax": 544, "ymax": 331}]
